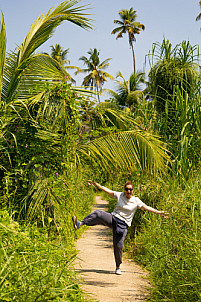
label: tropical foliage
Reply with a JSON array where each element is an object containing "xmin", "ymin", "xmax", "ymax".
[
  {"xmin": 1, "ymin": 1, "xmax": 201, "ymax": 301},
  {"xmin": 0, "ymin": 210, "xmax": 83, "ymax": 301},
  {"xmin": 111, "ymin": 8, "xmax": 145, "ymax": 73},
  {"xmin": 118, "ymin": 169, "xmax": 201, "ymax": 302},
  {"xmin": 108, "ymin": 71, "xmax": 145, "ymax": 108},
  {"xmin": 0, "ymin": 3, "xmax": 170, "ymax": 297}
]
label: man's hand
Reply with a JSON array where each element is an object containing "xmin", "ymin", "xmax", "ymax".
[
  {"xmin": 87, "ymin": 180, "xmax": 114, "ymax": 197},
  {"xmin": 160, "ymin": 211, "xmax": 170, "ymax": 219},
  {"xmin": 87, "ymin": 180, "xmax": 97, "ymax": 187}
]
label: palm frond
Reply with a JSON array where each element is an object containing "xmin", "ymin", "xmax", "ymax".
[
  {"xmin": 96, "ymin": 102, "xmax": 119, "ymax": 110},
  {"xmin": 85, "ymin": 105, "xmax": 140, "ymax": 130},
  {"xmin": 18, "ymin": 1, "xmax": 93, "ymax": 63},
  {"xmin": 111, "ymin": 26, "xmax": 124, "ymax": 36},
  {"xmin": 2, "ymin": 1, "xmax": 93, "ymax": 103},
  {"xmin": 196, "ymin": 13, "xmax": 201, "ymax": 21},
  {"xmin": 4, "ymin": 54, "xmax": 71, "ymax": 102},
  {"xmin": 98, "ymin": 71, "xmax": 114, "ymax": 81},
  {"xmin": 98, "ymin": 58, "xmax": 113, "ymax": 70},
  {"xmin": 77, "ymin": 130, "xmax": 170, "ymax": 174},
  {"xmin": 113, "ymin": 20, "xmax": 124, "ymax": 26}
]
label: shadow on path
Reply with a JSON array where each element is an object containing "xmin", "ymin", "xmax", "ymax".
[{"xmin": 75, "ymin": 268, "xmax": 114, "ymax": 275}]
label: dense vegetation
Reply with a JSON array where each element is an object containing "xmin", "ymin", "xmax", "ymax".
[{"xmin": 0, "ymin": 1, "xmax": 200, "ymax": 301}]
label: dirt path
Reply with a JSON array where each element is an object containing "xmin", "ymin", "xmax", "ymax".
[{"xmin": 75, "ymin": 196, "xmax": 151, "ymax": 302}]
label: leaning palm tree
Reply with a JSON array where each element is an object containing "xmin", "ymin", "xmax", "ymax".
[
  {"xmin": 111, "ymin": 8, "xmax": 145, "ymax": 74},
  {"xmin": 76, "ymin": 48, "xmax": 114, "ymax": 102}
]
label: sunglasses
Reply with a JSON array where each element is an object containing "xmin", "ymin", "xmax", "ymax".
[{"xmin": 125, "ymin": 187, "xmax": 133, "ymax": 192}]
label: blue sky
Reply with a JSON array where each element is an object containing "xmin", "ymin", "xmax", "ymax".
[{"xmin": 0, "ymin": 0, "xmax": 200, "ymax": 96}]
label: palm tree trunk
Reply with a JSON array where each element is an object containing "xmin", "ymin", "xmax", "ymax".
[
  {"xmin": 131, "ymin": 42, "xmax": 136, "ymax": 74},
  {"xmin": 97, "ymin": 85, "xmax": 100, "ymax": 103}
]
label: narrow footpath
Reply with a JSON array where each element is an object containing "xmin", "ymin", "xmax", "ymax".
[{"xmin": 75, "ymin": 196, "xmax": 151, "ymax": 302}]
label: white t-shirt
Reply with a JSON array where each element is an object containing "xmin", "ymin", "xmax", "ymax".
[{"xmin": 112, "ymin": 192, "xmax": 145, "ymax": 226}]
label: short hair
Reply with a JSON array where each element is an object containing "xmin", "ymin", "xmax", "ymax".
[{"xmin": 124, "ymin": 181, "xmax": 134, "ymax": 189}]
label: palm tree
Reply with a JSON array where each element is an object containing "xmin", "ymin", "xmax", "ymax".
[
  {"xmin": 44, "ymin": 44, "xmax": 78, "ymax": 82},
  {"xmin": 111, "ymin": 8, "xmax": 145, "ymax": 74},
  {"xmin": 109, "ymin": 71, "xmax": 145, "ymax": 108},
  {"xmin": 50, "ymin": 44, "xmax": 70, "ymax": 66},
  {"xmin": 76, "ymin": 48, "xmax": 114, "ymax": 102}
]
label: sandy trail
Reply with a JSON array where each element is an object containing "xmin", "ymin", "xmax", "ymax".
[{"xmin": 75, "ymin": 196, "xmax": 150, "ymax": 302}]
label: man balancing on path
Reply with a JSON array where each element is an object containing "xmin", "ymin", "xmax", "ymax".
[{"xmin": 73, "ymin": 180, "xmax": 169, "ymax": 275}]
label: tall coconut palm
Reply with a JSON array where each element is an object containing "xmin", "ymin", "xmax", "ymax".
[
  {"xmin": 76, "ymin": 48, "xmax": 114, "ymax": 102},
  {"xmin": 111, "ymin": 8, "xmax": 145, "ymax": 74}
]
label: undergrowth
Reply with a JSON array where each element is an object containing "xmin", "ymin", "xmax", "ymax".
[{"xmin": 0, "ymin": 171, "xmax": 95, "ymax": 301}]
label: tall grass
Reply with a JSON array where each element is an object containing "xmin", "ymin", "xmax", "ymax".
[
  {"xmin": 0, "ymin": 210, "xmax": 82, "ymax": 301},
  {"xmin": 133, "ymin": 85, "xmax": 201, "ymax": 180}
]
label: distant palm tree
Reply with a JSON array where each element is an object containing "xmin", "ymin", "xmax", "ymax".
[
  {"xmin": 111, "ymin": 8, "xmax": 145, "ymax": 74},
  {"xmin": 45, "ymin": 44, "xmax": 77, "ymax": 82},
  {"xmin": 43, "ymin": 44, "xmax": 79, "ymax": 83},
  {"xmin": 76, "ymin": 48, "xmax": 114, "ymax": 102},
  {"xmin": 50, "ymin": 44, "xmax": 70, "ymax": 66}
]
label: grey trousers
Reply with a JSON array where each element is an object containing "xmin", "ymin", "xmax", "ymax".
[{"xmin": 81, "ymin": 210, "xmax": 128, "ymax": 267}]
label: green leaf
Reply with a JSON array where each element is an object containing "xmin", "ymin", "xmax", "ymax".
[{"xmin": 0, "ymin": 12, "xmax": 6, "ymax": 99}]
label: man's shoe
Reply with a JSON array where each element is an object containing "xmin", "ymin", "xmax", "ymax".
[
  {"xmin": 72, "ymin": 216, "xmax": 81, "ymax": 230},
  {"xmin": 115, "ymin": 268, "xmax": 122, "ymax": 275}
]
